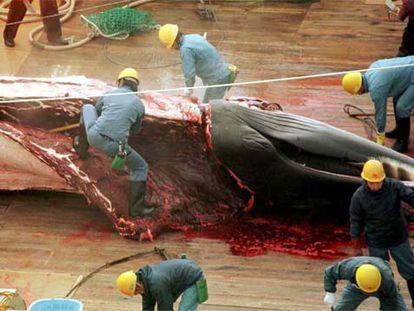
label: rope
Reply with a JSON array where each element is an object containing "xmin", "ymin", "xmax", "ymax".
[
  {"xmin": 2, "ymin": 63, "xmax": 414, "ymax": 104},
  {"xmin": 0, "ymin": 0, "xmax": 71, "ymax": 23},
  {"xmin": 0, "ymin": 0, "xmax": 156, "ymax": 50},
  {"xmin": 343, "ymin": 104, "xmax": 377, "ymax": 140},
  {"xmin": 343, "ymin": 103, "xmax": 414, "ymax": 140},
  {"xmin": 28, "ymin": 0, "xmax": 80, "ymax": 51}
]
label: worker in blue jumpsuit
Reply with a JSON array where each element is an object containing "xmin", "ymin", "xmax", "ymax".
[
  {"xmin": 73, "ymin": 68, "xmax": 153, "ymax": 218},
  {"xmin": 342, "ymin": 56, "xmax": 414, "ymax": 153},
  {"xmin": 158, "ymin": 23, "xmax": 238, "ymax": 103},
  {"xmin": 117, "ymin": 259, "xmax": 208, "ymax": 311},
  {"xmin": 350, "ymin": 159, "xmax": 414, "ymax": 308},
  {"xmin": 323, "ymin": 256, "xmax": 407, "ymax": 310}
]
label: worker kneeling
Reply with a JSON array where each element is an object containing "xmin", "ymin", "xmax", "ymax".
[
  {"xmin": 342, "ymin": 56, "xmax": 414, "ymax": 153},
  {"xmin": 324, "ymin": 257, "xmax": 407, "ymax": 310},
  {"xmin": 117, "ymin": 259, "xmax": 208, "ymax": 311},
  {"xmin": 73, "ymin": 68, "xmax": 154, "ymax": 218}
]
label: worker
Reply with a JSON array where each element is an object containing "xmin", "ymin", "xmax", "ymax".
[
  {"xmin": 158, "ymin": 23, "xmax": 238, "ymax": 103},
  {"xmin": 388, "ymin": 0, "xmax": 414, "ymax": 57},
  {"xmin": 349, "ymin": 159, "xmax": 414, "ymax": 308},
  {"xmin": 323, "ymin": 256, "xmax": 407, "ymax": 310},
  {"xmin": 117, "ymin": 259, "xmax": 208, "ymax": 311},
  {"xmin": 3, "ymin": 0, "xmax": 68, "ymax": 47},
  {"xmin": 73, "ymin": 68, "xmax": 154, "ymax": 218},
  {"xmin": 342, "ymin": 56, "xmax": 414, "ymax": 153}
]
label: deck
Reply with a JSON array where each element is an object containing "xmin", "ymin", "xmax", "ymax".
[{"xmin": 1, "ymin": 0, "xmax": 413, "ymax": 309}]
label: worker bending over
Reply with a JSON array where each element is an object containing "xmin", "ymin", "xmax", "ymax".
[
  {"xmin": 73, "ymin": 68, "xmax": 153, "ymax": 218},
  {"xmin": 158, "ymin": 23, "xmax": 238, "ymax": 103},
  {"xmin": 117, "ymin": 259, "xmax": 208, "ymax": 311},
  {"xmin": 350, "ymin": 159, "xmax": 414, "ymax": 308},
  {"xmin": 323, "ymin": 256, "xmax": 407, "ymax": 310},
  {"xmin": 342, "ymin": 56, "xmax": 414, "ymax": 152}
]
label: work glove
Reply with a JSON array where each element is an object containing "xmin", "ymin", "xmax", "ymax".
[
  {"xmin": 183, "ymin": 88, "xmax": 193, "ymax": 97},
  {"xmin": 376, "ymin": 132, "xmax": 385, "ymax": 146},
  {"xmin": 323, "ymin": 292, "xmax": 336, "ymax": 308}
]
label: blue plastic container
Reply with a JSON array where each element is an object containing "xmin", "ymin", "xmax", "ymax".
[{"xmin": 28, "ymin": 298, "xmax": 83, "ymax": 311}]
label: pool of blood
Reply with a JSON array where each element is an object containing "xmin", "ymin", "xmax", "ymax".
[{"xmin": 185, "ymin": 212, "xmax": 351, "ymax": 259}]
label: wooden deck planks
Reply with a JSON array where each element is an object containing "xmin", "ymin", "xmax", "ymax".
[
  {"xmin": 0, "ymin": 193, "xmax": 411, "ymax": 310},
  {"xmin": 1, "ymin": 0, "xmax": 414, "ymax": 309}
]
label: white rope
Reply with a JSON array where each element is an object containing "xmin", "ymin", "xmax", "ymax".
[{"xmin": 1, "ymin": 63, "xmax": 414, "ymax": 104}]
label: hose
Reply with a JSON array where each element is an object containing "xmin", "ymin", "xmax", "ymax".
[
  {"xmin": 1, "ymin": 0, "xmax": 156, "ymax": 50},
  {"xmin": 343, "ymin": 103, "xmax": 414, "ymax": 140},
  {"xmin": 0, "ymin": 0, "xmax": 71, "ymax": 22},
  {"xmin": 343, "ymin": 104, "xmax": 377, "ymax": 140}
]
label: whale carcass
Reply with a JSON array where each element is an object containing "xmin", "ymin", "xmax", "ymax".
[{"xmin": 1, "ymin": 76, "xmax": 413, "ymax": 241}]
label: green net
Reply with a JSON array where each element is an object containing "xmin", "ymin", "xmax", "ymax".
[{"xmin": 82, "ymin": 8, "xmax": 157, "ymax": 39}]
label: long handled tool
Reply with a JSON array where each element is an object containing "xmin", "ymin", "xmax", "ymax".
[
  {"xmin": 65, "ymin": 247, "xmax": 167, "ymax": 298},
  {"xmin": 50, "ymin": 122, "xmax": 80, "ymax": 133}
]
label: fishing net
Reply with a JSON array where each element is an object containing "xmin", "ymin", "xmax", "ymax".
[{"xmin": 81, "ymin": 8, "xmax": 157, "ymax": 40}]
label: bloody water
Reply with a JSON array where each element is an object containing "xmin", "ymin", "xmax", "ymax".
[{"xmin": 185, "ymin": 214, "xmax": 351, "ymax": 259}]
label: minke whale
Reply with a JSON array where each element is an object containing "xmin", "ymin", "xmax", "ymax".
[{"xmin": 0, "ymin": 76, "xmax": 412, "ymax": 239}]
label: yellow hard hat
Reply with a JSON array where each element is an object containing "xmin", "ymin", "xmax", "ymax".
[
  {"xmin": 117, "ymin": 271, "xmax": 137, "ymax": 297},
  {"xmin": 342, "ymin": 72, "xmax": 362, "ymax": 95},
  {"xmin": 355, "ymin": 264, "xmax": 382, "ymax": 293},
  {"xmin": 159, "ymin": 24, "xmax": 179, "ymax": 49},
  {"xmin": 117, "ymin": 68, "xmax": 139, "ymax": 82},
  {"xmin": 361, "ymin": 159, "xmax": 386, "ymax": 182}
]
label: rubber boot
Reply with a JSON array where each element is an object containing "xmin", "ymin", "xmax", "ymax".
[
  {"xmin": 392, "ymin": 117, "xmax": 410, "ymax": 153},
  {"xmin": 386, "ymin": 99, "xmax": 399, "ymax": 139},
  {"xmin": 407, "ymin": 278, "xmax": 414, "ymax": 309},
  {"xmin": 129, "ymin": 181, "xmax": 155, "ymax": 218},
  {"xmin": 73, "ymin": 122, "xmax": 89, "ymax": 159}
]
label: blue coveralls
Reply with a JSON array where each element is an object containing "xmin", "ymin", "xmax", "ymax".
[
  {"xmin": 363, "ymin": 56, "xmax": 414, "ymax": 133},
  {"xmin": 324, "ymin": 256, "xmax": 407, "ymax": 310},
  {"xmin": 179, "ymin": 34, "xmax": 230, "ymax": 103},
  {"xmin": 81, "ymin": 86, "xmax": 148, "ymax": 182}
]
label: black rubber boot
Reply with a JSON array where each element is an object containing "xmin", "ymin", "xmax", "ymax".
[
  {"xmin": 407, "ymin": 278, "xmax": 414, "ymax": 309},
  {"xmin": 4, "ymin": 38, "xmax": 15, "ymax": 47},
  {"xmin": 386, "ymin": 99, "xmax": 399, "ymax": 139},
  {"xmin": 392, "ymin": 117, "xmax": 410, "ymax": 153},
  {"xmin": 397, "ymin": 18, "xmax": 414, "ymax": 58},
  {"xmin": 129, "ymin": 181, "xmax": 155, "ymax": 218},
  {"xmin": 73, "ymin": 121, "xmax": 89, "ymax": 159}
]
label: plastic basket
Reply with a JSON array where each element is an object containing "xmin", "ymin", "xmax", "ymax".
[{"xmin": 28, "ymin": 298, "xmax": 83, "ymax": 311}]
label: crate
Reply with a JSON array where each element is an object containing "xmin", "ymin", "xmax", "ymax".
[{"xmin": 28, "ymin": 298, "xmax": 83, "ymax": 311}]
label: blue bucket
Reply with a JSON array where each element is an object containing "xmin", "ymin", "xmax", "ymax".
[{"xmin": 28, "ymin": 298, "xmax": 83, "ymax": 311}]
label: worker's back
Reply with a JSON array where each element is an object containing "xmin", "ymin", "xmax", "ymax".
[
  {"xmin": 94, "ymin": 86, "xmax": 144, "ymax": 141},
  {"xmin": 139, "ymin": 259, "xmax": 203, "ymax": 301},
  {"xmin": 180, "ymin": 34, "xmax": 228, "ymax": 83},
  {"xmin": 366, "ymin": 56, "xmax": 414, "ymax": 98}
]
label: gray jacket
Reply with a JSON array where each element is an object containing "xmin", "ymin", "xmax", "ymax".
[
  {"xmin": 364, "ymin": 56, "xmax": 414, "ymax": 133},
  {"xmin": 350, "ymin": 178, "xmax": 414, "ymax": 248},
  {"xmin": 137, "ymin": 259, "xmax": 203, "ymax": 311},
  {"xmin": 94, "ymin": 85, "xmax": 145, "ymax": 141},
  {"xmin": 324, "ymin": 256, "xmax": 397, "ymax": 298},
  {"xmin": 179, "ymin": 34, "xmax": 229, "ymax": 87}
]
